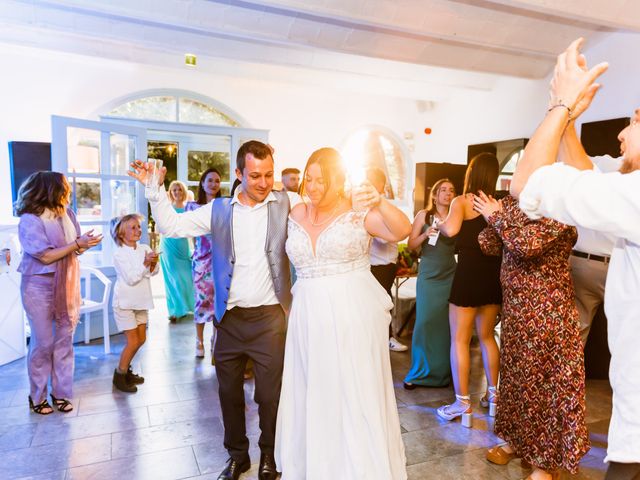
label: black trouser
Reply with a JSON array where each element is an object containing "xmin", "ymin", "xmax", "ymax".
[
  {"xmin": 606, "ymin": 462, "xmax": 640, "ymax": 479},
  {"xmin": 371, "ymin": 263, "xmax": 397, "ymax": 338},
  {"xmin": 213, "ymin": 305, "xmax": 286, "ymax": 462}
]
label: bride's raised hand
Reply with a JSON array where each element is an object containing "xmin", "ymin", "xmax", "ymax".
[{"xmin": 351, "ymin": 181, "xmax": 382, "ymax": 211}]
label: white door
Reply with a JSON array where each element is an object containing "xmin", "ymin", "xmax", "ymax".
[{"xmin": 51, "ymin": 115, "xmax": 147, "ymax": 266}]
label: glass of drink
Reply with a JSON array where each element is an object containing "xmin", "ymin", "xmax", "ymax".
[{"xmin": 144, "ymin": 159, "xmax": 163, "ymax": 200}]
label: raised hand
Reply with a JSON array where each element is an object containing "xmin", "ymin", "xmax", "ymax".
[
  {"xmin": 351, "ymin": 181, "xmax": 382, "ymax": 210},
  {"xmin": 549, "ymin": 38, "xmax": 608, "ymax": 115},
  {"xmin": 473, "ymin": 191, "xmax": 501, "ymax": 220},
  {"xmin": 128, "ymin": 160, "xmax": 167, "ymax": 186}
]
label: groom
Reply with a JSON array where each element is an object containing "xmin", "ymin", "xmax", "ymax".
[{"xmin": 131, "ymin": 140, "xmax": 295, "ymax": 480}]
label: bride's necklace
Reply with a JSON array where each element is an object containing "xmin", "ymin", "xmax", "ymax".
[{"xmin": 307, "ymin": 200, "xmax": 342, "ymax": 227}]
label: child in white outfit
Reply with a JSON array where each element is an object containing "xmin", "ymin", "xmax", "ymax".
[{"xmin": 110, "ymin": 213, "xmax": 159, "ymax": 393}]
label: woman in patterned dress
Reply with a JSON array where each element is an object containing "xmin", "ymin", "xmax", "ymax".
[
  {"xmin": 475, "ymin": 193, "xmax": 589, "ymax": 480},
  {"xmin": 185, "ymin": 168, "xmax": 221, "ymax": 357}
]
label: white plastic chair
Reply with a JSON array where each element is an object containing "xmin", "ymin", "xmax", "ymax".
[{"xmin": 79, "ymin": 266, "xmax": 113, "ymax": 354}]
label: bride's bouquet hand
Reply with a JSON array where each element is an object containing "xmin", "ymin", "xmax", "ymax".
[{"xmin": 351, "ymin": 181, "xmax": 382, "ymax": 211}]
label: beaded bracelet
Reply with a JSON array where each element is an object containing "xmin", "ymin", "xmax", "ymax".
[{"xmin": 548, "ymin": 102, "xmax": 572, "ymax": 122}]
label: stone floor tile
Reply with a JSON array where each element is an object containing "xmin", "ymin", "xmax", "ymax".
[
  {"xmin": 30, "ymin": 406, "xmax": 150, "ymax": 446},
  {"xmin": 0, "ymin": 434, "xmax": 111, "ymax": 478},
  {"xmin": 0, "ymin": 422, "xmax": 38, "ymax": 451},
  {"xmin": 407, "ymin": 448, "xmax": 511, "ymax": 480},
  {"xmin": 111, "ymin": 415, "xmax": 224, "ymax": 459},
  {"xmin": 66, "ymin": 445, "xmax": 200, "ymax": 480},
  {"xmin": 15, "ymin": 470, "xmax": 67, "ymax": 480},
  {"xmin": 76, "ymin": 384, "xmax": 180, "ymax": 416},
  {"xmin": 192, "ymin": 433, "xmax": 262, "ymax": 476},
  {"xmin": 0, "ymin": 303, "xmax": 614, "ymax": 479}
]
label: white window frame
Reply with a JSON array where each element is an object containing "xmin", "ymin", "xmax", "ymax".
[
  {"xmin": 99, "ymin": 117, "xmax": 269, "ymax": 182},
  {"xmin": 51, "ymin": 115, "xmax": 148, "ymax": 266}
]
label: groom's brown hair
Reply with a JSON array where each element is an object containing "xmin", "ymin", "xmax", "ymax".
[{"xmin": 236, "ymin": 140, "xmax": 273, "ymax": 173}]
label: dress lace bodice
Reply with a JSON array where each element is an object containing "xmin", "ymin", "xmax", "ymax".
[{"xmin": 286, "ymin": 210, "xmax": 371, "ymax": 279}]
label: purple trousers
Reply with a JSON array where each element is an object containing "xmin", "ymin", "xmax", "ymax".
[{"xmin": 21, "ymin": 274, "xmax": 75, "ymax": 403}]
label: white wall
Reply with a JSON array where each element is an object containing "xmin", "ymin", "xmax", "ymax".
[
  {"xmin": 0, "ymin": 43, "xmax": 432, "ymax": 222},
  {"xmin": 418, "ymin": 76, "xmax": 548, "ymax": 165},
  {"xmin": 418, "ymin": 31, "xmax": 640, "ymax": 166},
  {"xmin": 576, "ymin": 32, "xmax": 640, "ymax": 125},
  {"xmin": 0, "ymin": 41, "xmax": 561, "ymax": 222}
]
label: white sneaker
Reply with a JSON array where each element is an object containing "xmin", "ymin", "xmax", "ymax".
[{"xmin": 389, "ymin": 337, "xmax": 408, "ymax": 352}]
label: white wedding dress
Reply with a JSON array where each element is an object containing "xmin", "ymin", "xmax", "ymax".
[{"xmin": 275, "ymin": 210, "xmax": 407, "ymax": 480}]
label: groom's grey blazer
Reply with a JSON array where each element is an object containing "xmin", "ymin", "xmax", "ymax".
[{"xmin": 209, "ymin": 190, "xmax": 292, "ymax": 323}]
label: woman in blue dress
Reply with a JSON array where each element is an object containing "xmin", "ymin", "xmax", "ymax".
[
  {"xmin": 160, "ymin": 180, "xmax": 195, "ymax": 322},
  {"xmin": 404, "ymin": 178, "xmax": 457, "ymax": 388}
]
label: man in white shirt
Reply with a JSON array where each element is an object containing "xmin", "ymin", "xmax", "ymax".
[
  {"xmin": 281, "ymin": 167, "xmax": 300, "ymax": 193},
  {"xmin": 510, "ymin": 38, "xmax": 640, "ymax": 478},
  {"xmin": 130, "ymin": 141, "xmax": 300, "ymax": 480},
  {"xmin": 558, "ymin": 129, "xmax": 622, "ymax": 344}
]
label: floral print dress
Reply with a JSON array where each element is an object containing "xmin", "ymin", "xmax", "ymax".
[
  {"xmin": 185, "ymin": 201, "xmax": 216, "ymax": 324},
  {"xmin": 478, "ymin": 195, "xmax": 589, "ymax": 474}
]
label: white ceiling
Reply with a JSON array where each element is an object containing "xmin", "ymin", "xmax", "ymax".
[{"xmin": 0, "ymin": 0, "xmax": 636, "ymax": 91}]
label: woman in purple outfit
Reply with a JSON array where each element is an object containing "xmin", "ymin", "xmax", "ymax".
[{"xmin": 16, "ymin": 171, "xmax": 102, "ymax": 414}]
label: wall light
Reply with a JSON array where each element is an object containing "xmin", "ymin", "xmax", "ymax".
[{"xmin": 185, "ymin": 53, "xmax": 197, "ymax": 67}]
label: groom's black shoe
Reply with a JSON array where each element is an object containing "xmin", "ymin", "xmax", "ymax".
[
  {"xmin": 258, "ymin": 452, "xmax": 279, "ymax": 480},
  {"xmin": 217, "ymin": 457, "xmax": 250, "ymax": 480}
]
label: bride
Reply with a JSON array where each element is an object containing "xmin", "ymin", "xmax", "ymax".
[{"xmin": 275, "ymin": 148, "xmax": 411, "ymax": 479}]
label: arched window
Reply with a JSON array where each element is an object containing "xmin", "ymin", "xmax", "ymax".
[
  {"xmin": 341, "ymin": 127, "xmax": 409, "ymax": 202},
  {"xmin": 98, "ymin": 90, "xmax": 267, "ymax": 198},
  {"xmin": 104, "ymin": 92, "xmax": 242, "ymax": 127}
]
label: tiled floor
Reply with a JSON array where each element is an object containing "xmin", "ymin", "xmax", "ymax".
[{"xmin": 0, "ymin": 305, "xmax": 612, "ymax": 480}]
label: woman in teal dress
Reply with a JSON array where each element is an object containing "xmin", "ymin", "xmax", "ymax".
[
  {"xmin": 404, "ymin": 178, "xmax": 457, "ymax": 388},
  {"xmin": 160, "ymin": 180, "xmax": 195, "ymax": 322}
]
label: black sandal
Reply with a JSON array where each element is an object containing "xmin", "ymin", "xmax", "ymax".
[
  {"xmin": 50, "ymin": 394, "xmax": 74, "ymax": 413},
  {"xmin": 29, "ymin": 395, "xmax": 53, "ymax": 415}
]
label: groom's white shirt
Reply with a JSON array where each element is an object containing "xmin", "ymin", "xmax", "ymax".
[{"xmin": 149, "ymin": 187, "xmax": 301, "ymax": 311}]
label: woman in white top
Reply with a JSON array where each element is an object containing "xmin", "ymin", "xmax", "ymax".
[{"xmin": 110, "ymin": 214, "xmax": 159, "ymax": 393}]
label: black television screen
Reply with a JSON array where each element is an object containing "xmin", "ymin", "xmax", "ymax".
[
  {"xmin": 9, "ymin": 141, "xmax": 52, "ymax": 205},
  {"xmin": 581, "ymin": 117, "xmax": 629, "ymax": 158}
]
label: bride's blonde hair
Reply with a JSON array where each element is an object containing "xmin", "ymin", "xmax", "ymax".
[{"xmin": 299, "ymin": 148, "xmax": 346, "ymax": 201}]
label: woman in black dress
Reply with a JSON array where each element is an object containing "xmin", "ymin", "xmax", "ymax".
[{"xmin": 435, "ymin": 153, "xmax": 502, "ymax": 427}]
